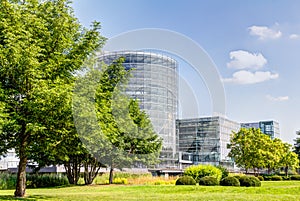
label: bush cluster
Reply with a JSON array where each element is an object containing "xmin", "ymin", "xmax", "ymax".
[
  {"xmin": 26, "ymin": 174, "xmax": 69, "ymax": 188},
  {"xmin": 220, "ymin": 176, "xmax": 240, "ymax": 186},
  {"xmin": 263, "ymin": 175, "xmax": 283, "ymax": 181},
  {"xmin": 239, "ymin": 176, "xmax": 261, "ymax": 187},
  {"xmin": 175, "ymin": 176, "xmax": 196, "ymax": 185},
  {"xmin": 199, "ymin": 176, "xmax": 219, "ymax": 186},
  {"xmin": 184, "ymin": 165, "xmax": 222, "ymax": 182},
  {"xmin": 0, "ymin": 173, "xmax": 69, "ymax": 189}
]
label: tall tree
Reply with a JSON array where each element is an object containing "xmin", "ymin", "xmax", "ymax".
[
  {"xmin": 73, "ymin": 58, "xmax": 162, "ymax": 184},
  {"xmin": 0, "ymin": 0, "xmax": 105, "ymax": 197}
]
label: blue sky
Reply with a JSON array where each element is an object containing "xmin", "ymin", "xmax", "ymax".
[{"xmin": 72, "ymin": 0, "xmax": 300, "ymax": 143}]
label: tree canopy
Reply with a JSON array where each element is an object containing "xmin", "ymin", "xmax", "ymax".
[
  {"xmin": 228, "ymin": 128, "xmax": 299, "ymax": 175},
  {"xmin": 0, "ymin": 0, "xmax": 105, "ymax": 197}
]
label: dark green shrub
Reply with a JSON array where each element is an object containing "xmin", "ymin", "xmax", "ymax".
[
  {"xmin": 290, "ymin": 175, "xmax": 300, "ymax": 180},
  {"xmin": 26, "ymin": 174, "xmax": 69, "ymax": 188},
  {"xmin": 282, "ymin": 176, "xmax": 290, "ymax": 180},
  {"xmin": 216, "ymin": 165, "xmax": 229, "ymax": 179},
  {"xmin": 175, "ymin": 176, "xmax": 196, "ymax": 185},
  {"xmin": 239, "ymin": 176, "xmax": 261, "ymax": 187},
  {"xmin": 0, "ymin": 173, "xmax": 17, "ymax": 190},
  {"xmin": 184, "ymin": 165, "xmax": 222, "ymax": 182},
  {"xmin": 270, "ymin": 175, "xmax": 282, "ymax": 181},
  {"xmin": 220, "ymin": 176, "xmax": 240, "ymax": 186},
  {"xmin": 199, "ymin": 176, "xmax": 219, "ymax": 186},
  {"xmin": 257, "ymin": 176, "xmax": 264, "ymax": 181}
]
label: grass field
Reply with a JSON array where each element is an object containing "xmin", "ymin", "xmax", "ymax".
[{"xmin": 0, "ymin": 181, "xmax": 300, "ymax": 201}]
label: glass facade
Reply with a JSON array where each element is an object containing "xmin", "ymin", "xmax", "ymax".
[
  {"xmin": 176, "ymin": 116, "xmax": 240, "ymax": 166},
  {"xmin": 98, "ymin": 51, "xmax": 178, "ymax": 167},
  {"xmin": 241, "ymin": 120, "xmax": 280, "ymax": 139}
]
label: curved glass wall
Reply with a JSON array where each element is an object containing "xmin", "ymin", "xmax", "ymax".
[{"xmin": 98, "ymin": 51, "xmax": 178, "ymax": 166}]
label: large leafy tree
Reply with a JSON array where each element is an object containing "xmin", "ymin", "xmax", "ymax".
[
  {"xmin": 0, "ymin": 0, "xmax": 105, "ymax": 197},
  {"xmin": 294, "ymin": 131, "xmax": 300, "ymax": 162},
  {"xmin": 228, "ymin": 128, "xmax": 298, "ymax": 175}
]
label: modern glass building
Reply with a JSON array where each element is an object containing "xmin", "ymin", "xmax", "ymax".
[
  {"xmin": 241, "ymin": 120, "xmax": 280, "ymax": 139},
  {"xmin": 98, "ymin": 51, "xmax": 178, "ymax": 167},
  {"xmin": 176, "ymin": 116, "xmax": 240, "ymax": 167}
]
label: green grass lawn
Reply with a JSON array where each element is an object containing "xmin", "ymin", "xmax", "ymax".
[{"xmin": 1, "ymin": 181, "xmax": 300, "ymax": 201}]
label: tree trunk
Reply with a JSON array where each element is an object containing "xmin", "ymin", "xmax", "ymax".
[
  {"xmin": 285, "ymin": 166, "xmax": 288, "ymax": 177},
  {"xmin": 14, "ymin": 155, "xmax": 27, "ymax": 197},
  {"xmin": 109, "ymin": 167, "xmax": 114, "ymax": 184},
  {"xmin": 64, "ymin": 159, "xmax": 81, "ymax": 185},
  {"xmin": 83, "ymin": 158, "xmax": 102, "ymax": 185}
]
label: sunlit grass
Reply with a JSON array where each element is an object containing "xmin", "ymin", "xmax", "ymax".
[{"xmin": 1, "ymin": 181, "xmax": 300, "ymax": 201}]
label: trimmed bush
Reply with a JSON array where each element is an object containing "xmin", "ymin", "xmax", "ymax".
[
  {"xmin": 175, "ymin": 176, "xmax": 196, "ymax": 185},
  {"xmin": 184, "ymin": 165, "xmax": 222, "ymax": 182},
  {"xmin": 257, "ymin": 176, "xmax": 264, "ymax": 181},
  {"xmin": 220, "ymin": 176, "xmax": 240, "ymax": 186},
  {"xmin": 271, "ymin": 175, "xmax": 282, "ymax": 181},
  {"xmin": 199, "ymin": 176, "xmax": 219, "ymax": 186},
  {"xmin": 239, "ymin": 176, "xmax": 261, "ymax": 187},
  {"xmin": 216, "ymin": 165, "xmax": 229, "ymax": 179},
  {"xmin": 290, "ymin": 175, "xmax": 300, "ymax": 180}
]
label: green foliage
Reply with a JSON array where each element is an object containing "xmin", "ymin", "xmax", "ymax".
[
  {"xmin": 220, "ymin": 176, "xmax": 240, "ymax": 186},
  {"xmin": 26, "ymin": 174, "xmax": 69, "ymax": 188},
  {"xmin": 290, "ymin": 175, "xmax": 300, "ymax": 180},
  {"xmin": 184, "ymin": 165, "xmax": 222, "ymax": 182},
  {"xmin": 0, "ymin": 0, "xmax": 105, "ymax": 196},
  {"xmin": 257, "ymin": 176, "xmax": 264, "ymax": 181},
  {"xmin": 239, "ymin": 176, "xmax": 261, "ymax": 187},
  {"xmin": 263, "ymin": 175, "xmax": 283, "ymax": 181},
  {"xmin": 112, "ymin": 178, "xmax": 128, "ymax": 185},
  {"xmin": 175, "ymin": 176, "xmax": 196, "ymax": 185},
  {"xmin": 199, "ymin": 176, "xmax": 219, "ymax": 186},
  {"xmin": 0, "ymin": 173, "xmax": 17, "ymax": 190},
  {"xmin": 228, "ymin": 128, "xmax": 299, "ymax": 174},
  {"xmin": 216, "ymin": 165, "xmax": 229, "ymax": 179}
]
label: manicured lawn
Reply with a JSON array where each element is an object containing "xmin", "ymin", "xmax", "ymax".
[{"xmin": 0, "ymin": 181, "xmax": 300, "ymax": 201}]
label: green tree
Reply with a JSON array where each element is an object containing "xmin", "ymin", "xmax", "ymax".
[
  {"xmin": 280, "ymin": 143, "xmax": 299, "ymax": 177},
  {"xmin": 0, "ymin": 0, "xmax": 104, "ymax": 197}
]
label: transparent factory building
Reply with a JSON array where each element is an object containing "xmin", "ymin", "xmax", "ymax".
[{"xmin": 98, "ymin": 51, "xmax": 178, "ymax": 167}]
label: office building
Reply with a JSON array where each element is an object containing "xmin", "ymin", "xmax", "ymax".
[
  {"xmin": 176, "ymin": 116, "xmax": 240, "ymax": 167},
  {"xmin": 241, "ymin": 120, "xmax": 280, "ymax": 139}
]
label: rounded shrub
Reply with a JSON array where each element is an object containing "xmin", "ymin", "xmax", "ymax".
[
  {"xmin": 257, "ymin": 176, "xmax": 264, "ymax": 181},
  {"xmin": 290, "ymin": 175, "xmax": 300, "ymax": 180},
  {"xmin": 220, "ymin": 176, "xmax": 240, "ymax": 186},
  {"xmin": 175, "ymin": 176, "xmax": 196, "ymax": 185},
  {"xmin": 199, "ymin": 176, "xmax": 219, "ymax": 186},
  {"xmin": 184, "ymin": 165, "xmax": 222, "ymax": 182},
  {"xmin": 270, "ymin": 175, "xmax": 282, "ymax": 181},
  {"xmin": 239, "ymin": 176, "xmax": 261, "ymax": 187}
]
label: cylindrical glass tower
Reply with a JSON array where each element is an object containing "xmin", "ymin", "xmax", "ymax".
[{"xmin": 98, "ymin": 51, "xmax": 178, "ymax": 167}]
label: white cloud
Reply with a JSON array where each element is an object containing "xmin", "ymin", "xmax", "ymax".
[
  {"xmin": 248, "ymin": 25, "xmax": 282, "ymax": 40},
  {"xmin": 222, "ymin": 70, "xmax": 279, "ymax": 84},
  {"xmin": 289, "ymin": 34, "xmax": 300, "ymax": 39},
  {"xmin": 266, "ymin": 95, "xmax": 289, "ymax": 102},
  {"xmin": 227, "ymin": 50, "xmax": 267, "ymax": 70}
]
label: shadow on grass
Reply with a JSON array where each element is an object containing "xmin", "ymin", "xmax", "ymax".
[{"xmin": 0, "ymin": 195, "xmax": 53, "ymax": 200}]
